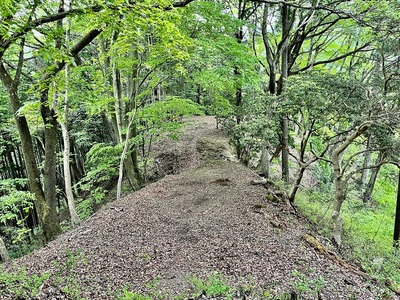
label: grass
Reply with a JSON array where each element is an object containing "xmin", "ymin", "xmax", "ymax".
[
  {"xmin": 295, "ymin": 163, "xmax": 400, "ymax": 283},
  {"xmin": 188, "ymin": 272, "xmax": 236, "ymax": 299},
  {"xmin": 0, "ymin": 266, "xmax": 50, "ymax": 299},
  {"xmin": 0, "ymin": 266, "xmax": 317, "ymax": 300},
  {"xmin": 117, "ymin": 271, "xmax": 320, "ymax": 300}
]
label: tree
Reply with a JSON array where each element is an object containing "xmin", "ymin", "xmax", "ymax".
[
  {"xmin": 0, "ymin": 236, "xmax": 9, "ymax": 262},
  {"xmin": 254, "ymin": 0, "xmax": 372, "ymax": 181},
  {"xmin": 330, "ymin": 121, "xmax": 373, "ymax": 246},
  {"xmin": 0, "ymin": 0, "xmax": 194, "ymax": 241},
  {"xmin": 58, "ymin": 0, "xmax": 80, "ymax": 227}
]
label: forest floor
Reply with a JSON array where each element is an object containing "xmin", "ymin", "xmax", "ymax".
[{"xmin": 3, "ymin": 116, "xmax": 396, "ymax": 299}]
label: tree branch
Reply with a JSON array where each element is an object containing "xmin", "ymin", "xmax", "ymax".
[
  {"xmin": 0, "ymin": 6, "xmax": 103, "ymax": 57},
  {"xmin": 14, "ymin": 38, "xmax": 25, "ymax": 86},
  {"xmin": 331, "ymin": 121, "xmax": 373, "ymax": 177},
  {"xmin": 42, "ymin": 29, "xmax": 102, "ymax": 83},
  {"xmin": 172, "ymin": 0, "xmax": 196, "ymax": 7},
  {"xmin": 1, "ymin": 0, "xmax": 193, "ymax": 58},
  {"xmin": 293, "ymin": 43, "xmax": 372, "ymax": 74}
]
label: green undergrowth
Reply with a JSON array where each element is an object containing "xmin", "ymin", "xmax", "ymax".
[
  {"xmin": 0, "ymin": 264, "xmax": 325, "ymax": 300},
  {"xmin": 0, "ymin": 266, "xmax": 50, "ymax": 299},
  {"xmin": 295, "ymin": 164, "xmax": 400, "ymax": 283},
  {"xmin": 117, "ymin": 271, "xmax": 323, "ymax": 300}
]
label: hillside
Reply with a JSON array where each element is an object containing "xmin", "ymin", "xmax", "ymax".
[{"xmin": 2, "ymin": 116, "xmax": 393, "ymax": 299}]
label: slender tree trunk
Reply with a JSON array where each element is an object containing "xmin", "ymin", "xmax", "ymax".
[
  {"xmin": 100, "ymin": 38, "xmax": 119, "ymax": 146},
  {"xmin": 268, "ymin": 66, "xmax": 276, "ymax": 94},
  {"xmin": 262, "ymin": 3, "xmax": 290, "ymax": 180},
  {"xmin": 122, "ymin": 121, "xmax": 141, "ymax": 190},
  {"xmin": 60, "ymin": 0, "xmax": 80, "ymax": 226},
  {"xmin": 60, "ymin": 87, "xmax": 80, "ymax": 225},
  {"xmin": 0, "ymin": 62, "xmax": 57, "ymax": 242},
  {"xmin": 112, "ymin": 61, "xmax": 123, "ymax": 143},
  {"xmin": 393, "ymin": 169, "xmax": 400, "ymax": 248},
  {"xmin": 127, "ymin": 123, "xmax": 142, "ymax": 187},
  {"xmin": 117, "ymin": 109, "xmax": 138, "ymax": 201},
  {"xmin": 332, "ymin": 176, "xmax": 346, "ymax": 246},
  {"xmin": 196, "ymin": 84, "xmax": 201, "ymax": 104},
  {"xmin": 362, "ymin": 152, "xmax": 383, "ymax": 203},
  {"xmin": 331, "ymin": 121, "xmax": 372, "ymax": 246},
  {"xmin": 2, "ymin": 27, "xmax": 101, "ymax": 241},
  {"xmin": 279, "ymin": 3, "xmax": 290, "ymax": 182},
  {"xmin": 331, "ymin": 139, "xmax": 347, "ymax": 247},
  {"xmin": 257, "ymin": 142, "xmax": 270, "ymax": 177},
  {"xmin": 0, "ymin": 235, "xmax": 9, "ymax": 262},
  {"xmin": 124, "ymin": 51, "xmax": 142, "ymax": 190},
  {"xmin": 60, "ymin": 123, "xmax": 80, "ymax": 226},
  {"xmin": 361, "ymin": 136, "xmax": 372, "ymax": 185},
  {"xmin": 289, "ymin": 166, "xmax": 306, "ymax": 203},
  {"xmin": 40, "ymin": 95, "xmax": 62, "ymax": 240},
  {"xmin": 100, "ymin": 112, "xmax": 116, "ymax": 144},
  {"xmin": 16, "ymin": 145, "xmax": 26, "ymax": 177},
  {"xmin": 234, "ymin": 0, "xmax": 245, "ymax": 124},
  {"xmin": 6, "ymin": 150, "xmax": 17, "ymax": 178},
  {"xmin": 262, "ymin": 4, "xmax": 277, "ymax": 95},
  {"xmin": 280, "ymin": 116, "xmax": 290, "ymax": 182}
]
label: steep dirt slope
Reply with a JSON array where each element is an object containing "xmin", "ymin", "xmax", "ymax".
[{"xmin": 3, "ymin": 116, "xmax": 393, "ymax": 299}]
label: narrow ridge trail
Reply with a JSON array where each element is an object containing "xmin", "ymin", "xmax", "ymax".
[{"xmin": 4, "ymin": 116, "xmax": 391, "ymax": 299}]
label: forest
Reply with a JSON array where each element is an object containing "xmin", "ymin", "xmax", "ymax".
[{"xmin": 1, "ymin": 0, "xmax": 400, "ymax": 298}]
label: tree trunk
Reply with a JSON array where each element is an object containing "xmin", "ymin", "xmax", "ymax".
[
  {"xmin": 331, "ymin": 139, "xmax": 347, "ymax": 247},
  {"xmin": 280, "ymin": 116, "xmax": 290, "ymax": 182},
  {"xmin": 234, "ymin": 65, "xmax": 243, "ymax": 125},
  {"xmin": 393, "ymin": 169, "xmax": 400, "ymax": 248},
  {"xmin": 262, "ymin": 3, "xmax": 289, "ymax": 181},
  {"xmin": 360, "ymin": 136, "xmax": 372, "ymax": 185},
  {"xmin": 330, "ymin": 121, "xmax": 373, "ymax": 246},
  {"xmin": 196, "ymin": 84, "xmax": 202, "ymax": 104},
  {"xmin": 5, "ymin": 150, "xmax": 17, "ymax": 178},
  {"xmin": 262, "ymin": 4, "xmax": 277, "ymax": 95},
  {"xmin": 40, "ymin": 97, "xmax": 62, "ymax": 240},
  {"xmin": 257, "ymin": 142, "xmax": 270, "ymax": 178},
  {"xmin": 234, "ymin": 0, "xmax": 245, "ymax": 124},
  {"xmin": 61, "ymin": 2, "xmax": 80, "ymax": 227},
  {"xmin": 61, "ymin": 122, "xmax": 80, "ymax": 226},
  {"xmin": 124, "ymin": 51, "xmax": 142, "ymax": 190},
  {"xmin": 113, "ymin": 65, "xmax": 123, "ymax": 143},
  {"xmin": 124, "ymin": 124, "xmax": 142, "ymax": 190},
  {"xmin": 124, "ymin": 153, "xmax": 141, "ymax": 190},
  {"xmin": 332, "ymin": 177, "xmax": 346, "ymax": 247},
  {"xmin": 289, "ymin": 166, "xmax": 306, "ymax": 203},
  {"xmin": 100, "ymin": 38, "xmax": 119, "ymax": 146},
  {"xmin": 0, "ymin": 62, "xmax": 57, "ymax": 242},
  {"xmin": 117, "ymin": 109, "xmax": 138, "ymax": 201},
  {"xmin": 279, "ymin": 3, "xmax": 290, "ymax": 182},
  {"xmin": 60, "ymin": 81, "xmax": 80, "ymax": 227},
  {"xmin": 0, "ymin": 235, "xmax": 9, "ymax": 262},
  {"xmin": 362, "ymin": 151, "xmax": 383, "ymax": 203}
]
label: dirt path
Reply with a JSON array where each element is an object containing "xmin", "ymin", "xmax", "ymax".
[{"xmin": 4, "ymin": 116, "xmax": 392, "ymax": 299}]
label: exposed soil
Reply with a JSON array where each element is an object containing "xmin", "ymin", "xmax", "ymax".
[{"xmin": 2, "ymin": 116, "xmax": 395, "ymax": 299}]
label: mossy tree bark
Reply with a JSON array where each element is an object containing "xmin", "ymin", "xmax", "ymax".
[
  {"xmin": 0, "ymin": 55, "xmax": 56, "ymax": 241},
  {"xmin": 40, "ymin": 100, "xmax": 63, "ymax": 240}
]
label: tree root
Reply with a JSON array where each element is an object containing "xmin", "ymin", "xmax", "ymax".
[
  {"xmin": 303, "ymin": 234, "xmax": 369, "ymax": 280},
  {"xmin": 304, "ymin": 232, "xmax": 400, "ymax": 296},
  {"xmin": 385, "ymin": 278, "xmax": 400, "ymax": 295}
]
